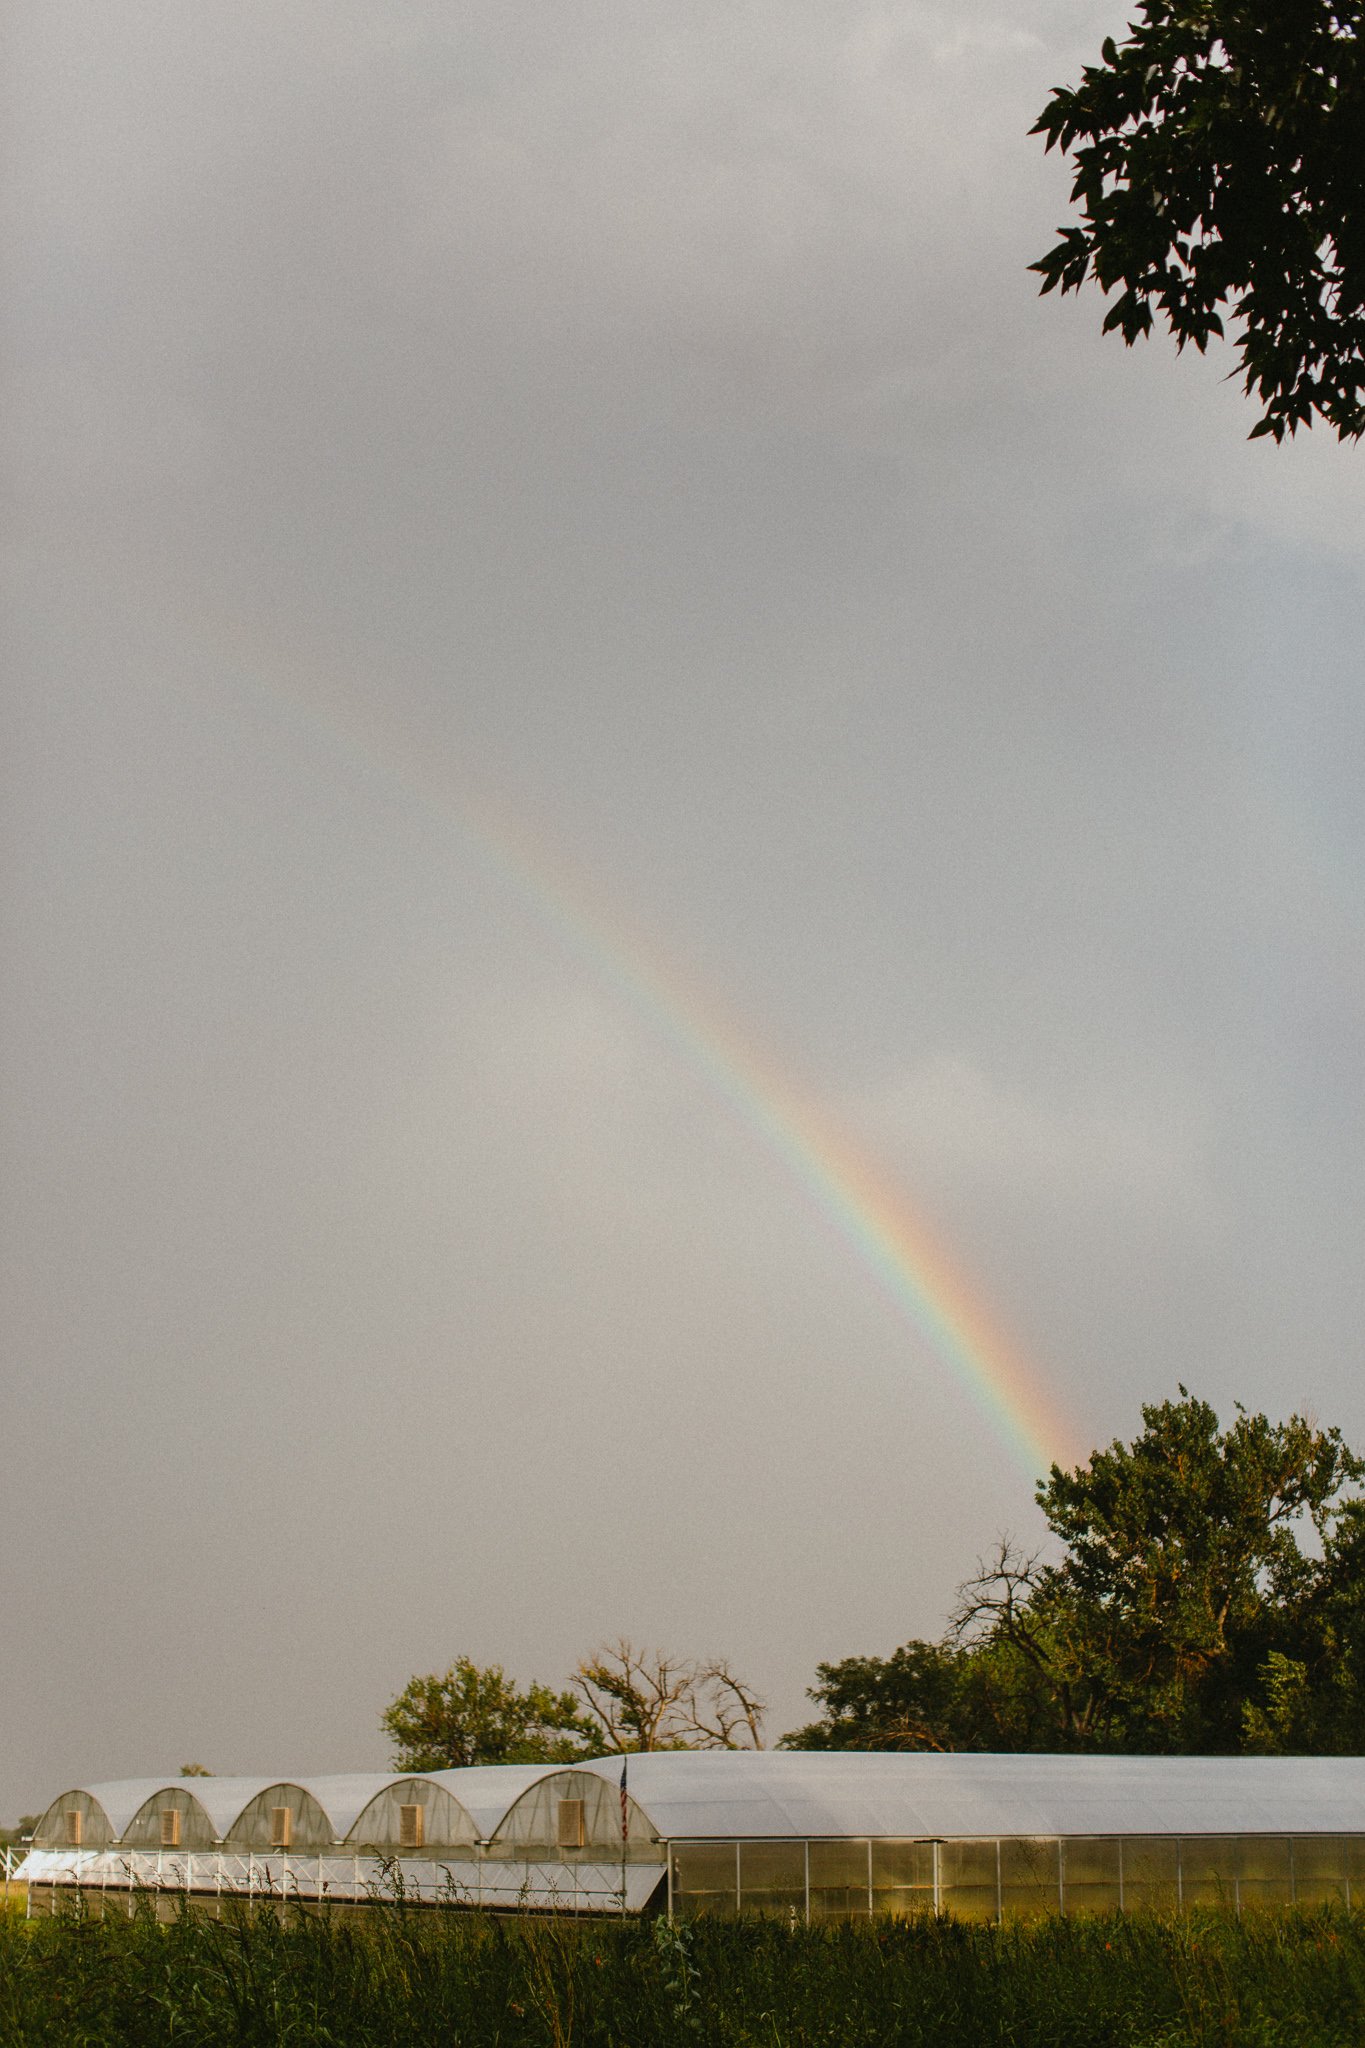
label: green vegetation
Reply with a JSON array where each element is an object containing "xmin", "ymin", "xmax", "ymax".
[
  {"xmin": 381, "ymin": 1657, "xmax": 596, "ymax": 1772},
  {"xmin": 4, "ymin": 1898, "xmax": 1365, "ymax": 2046},
  {"xmin": 388, "ymin": 1394, "xmax": 1365, "ymax": 1763},
  {"xmin": 784, "ymin": 1390, "xmax": 1365, "ymax": 1755},
  {"xmin": 1031, "ymin": 0, "xmax": 1365, "ymax": 440},
  {"xmin": 383, "ymin": 1642, "xmax": 766, "ymax": 1768}
]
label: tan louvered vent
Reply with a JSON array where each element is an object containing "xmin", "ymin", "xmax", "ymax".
[
  {"xmin": 557, "ymin": 1798, "xmax": 586, "ymax": 1850},
  {"xmin": 160, "ymin": 1809, "xmax": 182, "ymax": 1848},
  {"xmin": 270, "ymin": 1806, "xmax": 293, "ymax": 1848},
  {"xmin": 399, "ymin": 1803, "xmax": 424, "ymax": 1849},
  {"xmin": 64, "ymin": 1809, "xmax": 83, "ymax": 1847}
]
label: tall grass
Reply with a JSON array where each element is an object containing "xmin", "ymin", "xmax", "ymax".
[{"xmin": 3, "ymin": 1899, "xmax": 1364, "ymax": 2047}]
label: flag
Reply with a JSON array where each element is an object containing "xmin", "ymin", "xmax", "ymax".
[{"xmin": 619, "ymin": 1754, "xmax": 629, "ymax": 1845}]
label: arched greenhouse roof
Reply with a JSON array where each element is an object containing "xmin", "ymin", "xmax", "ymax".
[
  {"xmin": 282, "ymin": 1777, "xmax": 408, "ymax": 1841},
  {"xmin": 121, "ymin": 1785, "xmax": 219, "ymax": 1849},
  {"xmin": 488, "ymin": 1766, "xmax": 662, "ymax": 1852},
  {"xmin": 39, "ymin": 1776, "xmax": 404, "ymax": 1846},
  {"xmin": 562, "ymin": 1751, "xmax": 1365, "ymax": 1841},
  {"xmin": 132, "ymin": 1778, "xmax": 391, "ymax": 1843},
  {"xmin": 32, "ymin": 1786, "xmax": 124, "ymax": 1847},
  {"xmin": 345, "ymin": 1777, "xmax": 478, "ymax": 1849},
  {"xmin": 144, "ymin": 1780, "xmax": 309, "ymax": 1840},
  {"xmin": 47, "ymin": 1753, "xmax": 1365, "ymax": 1853},
  {"xmin": 426, "ymin": 1765, "xmax": 568, "ymax": 1841}
]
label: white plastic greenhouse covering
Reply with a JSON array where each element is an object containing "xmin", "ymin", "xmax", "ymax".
[
  {"xmin": 567, "ymin": 1750, "xmax": 1365, "ymax": 1840},
  {"xmin": 21, "ymin": 1752, "xmax": 1365, "ymax": 1921}
]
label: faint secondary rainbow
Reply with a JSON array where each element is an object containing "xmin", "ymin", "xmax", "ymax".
[{"xmin": 147, "ymin": 599, "xmax": 1076, "ymax": 1479}]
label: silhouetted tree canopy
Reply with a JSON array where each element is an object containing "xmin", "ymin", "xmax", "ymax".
[
  {"xmin": 783, "ymin": 1389, "xmax": 1365, "ymax": 1754},
  {"xmin": 1031, "ymin": 0, "xmax": 1365, "ymax": 440}
]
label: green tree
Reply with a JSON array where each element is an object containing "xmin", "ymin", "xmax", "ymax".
[
  {"xmin": 1031, "ymin": 0, "xmax": 1365, "ymax": 440},
  {"xmin": 780, "ymin": 1632, "xmax": 1060, "ymax": 1753},
  {"xmin": 785, "ymin": 1390, "xmax": 1365, "ymax": 1754},
  {"xmin": 381, "ymin": 1657, "xmax": 598, "ymax": 1772},
  {"xmin": 781, "ymin": 1642, "xmax": 980, "ymax": 1752},
  {"xmin": 1243, "ymin": 1497, "xmax": 1365, "ymax": 1752},
  {"xmin": 983, "ymin": 1388, "xmax": 1364, "ymax": 1749}
]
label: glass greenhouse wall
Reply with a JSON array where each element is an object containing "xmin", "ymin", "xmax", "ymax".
[
  {"xmin": 121, "ymin": 1789, "xmax": 218, "ymax": 1853},
  {"xmin": 222, "ymin": 1784, "xmax": 334, "ymax": 1853},
  {"xmin": 25, "ymin": 1757, "xmax": 1365, "ymax": 1921},
  {"xmin": 486, "ymin": 1768, "xmax": 662, "ymax": 1865},
  {"xmin": 345, "ymin": 1779, "xmax": 477, "ymax": 1856},
  {"xmin": 34, "ymin": 1791, "xmax": 115, "ymax": 1852},
  {"xmin": 670, "ymin": 1835, "xmax": 1365, "ymax": 1922}
]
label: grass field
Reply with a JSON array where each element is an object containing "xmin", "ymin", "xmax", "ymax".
[{"xmin": 3, "ymin": 1899, "xmax": 1364, "ymax": 2046}]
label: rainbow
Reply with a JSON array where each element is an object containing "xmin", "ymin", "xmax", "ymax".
[
  {"xmin": 459, "ymin": 799, "xmax": 1074, "ymax": 1479},
  {"xmin": 151, "ymin": 608, "xmax": 1077, "ymax": 1479}
]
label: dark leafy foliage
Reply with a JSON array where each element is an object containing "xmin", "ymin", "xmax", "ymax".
[
  {"xmin": 784, "ymin": 1390, "xmax": 1365, "ymax": 1755},
  {"xmin": 779, "ymin": 1638, "xmax": 1058, "ymax": 1754},
  {"xmin": 996, "ymin": 1389, "xmax": 1365, "ymax": 1750},
  {"xmin": 1032, "ymin": 0, "xmax": 1365, "ymax": 440}
]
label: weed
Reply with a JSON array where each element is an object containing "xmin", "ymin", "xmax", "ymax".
[{"xmin": 3, "ymin": 1899, "xmax": 1365, "ymax": 2046}]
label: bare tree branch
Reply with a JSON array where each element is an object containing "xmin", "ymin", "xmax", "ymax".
[
  {"xmin": 574, "ymin": 1640, "xmax": 765, "ymax": 1751},
  {"xmin": 683, "ymin": 1660, "xmax": 766, "ymax": 1750},
  {"xmin": 949, "ymin": 1538, "xmax": 1049, "ymax": 1663}
]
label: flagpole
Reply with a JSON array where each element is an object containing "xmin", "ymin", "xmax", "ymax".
[{"xmin": 619, "ymin": 1752, "xmax": 629, "ymax": 1916}]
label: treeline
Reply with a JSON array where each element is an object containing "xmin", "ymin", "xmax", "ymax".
[
  {"xmin": 385, "ymin": 1391, "xmax": 1365, "ymax": 1765},
  {"xmin": 382, "ymin": 1644, "xmax": 765, "ymax": 1770}
]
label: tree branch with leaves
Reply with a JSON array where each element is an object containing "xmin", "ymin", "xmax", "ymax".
[
  {"xmin": 381, "ymin": 1657, "xmax": 597, "ymax": 1772},
  {"xmin": 784, "ymin": 1388, "xmax": 1365, "ymax": 1755},
  {"xmin": 1032, "ymin": 0, "xmax": 1365, "ymax": 441}
]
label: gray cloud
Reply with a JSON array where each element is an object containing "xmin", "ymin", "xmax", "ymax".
[{"xmin": 3, "ymin": 0, "xmax": 1364, "ymax": 1816}]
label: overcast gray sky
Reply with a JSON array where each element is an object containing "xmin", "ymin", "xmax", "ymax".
[{"xmin": 4, "ymin": 1, "xmax": 1364, "ymax": 1822}]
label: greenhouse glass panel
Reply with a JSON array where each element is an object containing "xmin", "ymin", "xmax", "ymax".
[
  {"xmin": 871, "ymin": 1839, "xmax": 934, "ymax": 1918},
  {"xmin": 871, "ymin": 1840, "xmax": 933, "ymax": 1888},
  {"xmin": 32, "ymin": 1791, "xmax": 115, "ymax": 1852},
  {"xmin": 1179, "ymin": 1838, "xmax": 1239, "ymax": 1909},
  {"xmin": 939, "ymin": 1839, "xmax": 999, "ymax": 1922},
  {"xmin": 346, "ymin": 1781, "xmax": 475, "ymax": 1857},
  {"xmin": 1344, "ymin": 1837, "xmax": 1365, "ymax": 1904},
  {"xmin": 224, "ymin": 1785, "xmax": 332, "ymax": 1853},
  {"xmin": 739, "ymin": 1840, "xmax": 805, "ymax": 1918},
  {"xmin": 809, "ymin": 1839, "xmax": 869, "ymax": 1920},
  {"xmin": 1062, "ymin": 1838, "xmax": 1120, "ymax": 1916},
  {"xmin": 674, "ymin": 1891, "xmax": 739, "ymax": 1921},
  {"xmin": 493, "ymin": 1771, "xmax": 660, "ymax": 1863},
  {"xmin": 1000, "ymin": 1838, "xmax": 1061, "ymax": 1921},
  {"xmin": 1237, "ymin": 1837, "xmax": 1291, "ymax": 1910},
  {"xmin": 672, "ymin": 1843, "xmax": 738, "ymax": 1918},
  {"xmin": 1120, "ymin": 1838, "xmax": 1178, "ymax": 1914},
  {"xmin": 122, "ymin": 1789, "xmax": 217, "ymax": 1853},
  {"xmin": 1294, "ymin": 1837, "xmax": 1348, "ymax": 1905}
]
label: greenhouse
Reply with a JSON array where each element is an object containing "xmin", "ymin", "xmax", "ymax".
[{"xmin": 21, "ymin": 1752, "xmax": 1365, "ymax": 1921}]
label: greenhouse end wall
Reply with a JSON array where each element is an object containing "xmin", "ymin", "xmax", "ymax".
[{"xmin": 668, "ymin": 1835, "xmax": 1365, "ymax": 1923}]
